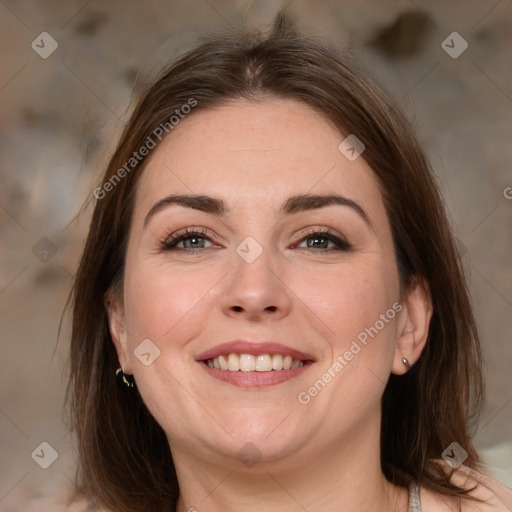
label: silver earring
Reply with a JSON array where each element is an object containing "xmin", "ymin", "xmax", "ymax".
[{"xmin": 402, "ymin": 357, "xmax": 413, "ymax": 369}]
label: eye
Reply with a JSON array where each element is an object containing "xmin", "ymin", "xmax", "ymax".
[
  {"xmin": 159, "ymin": 227, "xmax": 351, "ymax": 254},
  {"xmin": 293, "ymin": 228, "xmax": 351, "ymax": 253},
  {"xmin": 161, "ymin": 228, "xmax": 216, "ymax": 252}
]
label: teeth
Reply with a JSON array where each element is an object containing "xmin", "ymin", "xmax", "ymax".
[
  {"xmin": 206, "ymin": 353, "xmax": 305, "ymax": 371},
  {"xmin": 255, "ymin": 354, "xmax": 273, "ymax": 371},
  {"xmin": 239, "ymin": 354, "xmax": 255, "ymax": 372},
  {"xmin": 272, "ymin": 354, "xmax": 283, "ymax": 370},
  {"xmin": 218, "ymin": 355, "xmax": 228, "ymax": 370},
  {"xmin": 228, "ymin": 353, "xmax": 239, "ymax": 371}
]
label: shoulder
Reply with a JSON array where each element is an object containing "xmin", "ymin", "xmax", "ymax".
[
  {"xmin": 419, "ymin": 460, "xmax": 512, "ymax": 512},
  {"xmin": 19, "ymin": 470, "xmax": 110, "ymax": 512}
]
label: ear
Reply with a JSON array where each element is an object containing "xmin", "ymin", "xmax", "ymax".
[
  {"xmin": 104, "ymin": 286, "xmax": 133, "ymax": 374},
  {"xmin": 391, "ymin": 277, "xmax": 433, "ymax": 375}
]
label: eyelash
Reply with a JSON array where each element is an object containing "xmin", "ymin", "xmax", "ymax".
[{"xmin": 159, "ymin": 227, "xmax": 351, "ymax": 254}]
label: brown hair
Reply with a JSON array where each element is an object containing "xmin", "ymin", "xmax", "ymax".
[{"xmin": 66, "ymin": 26, "xmax": 485, "ymax": 512}]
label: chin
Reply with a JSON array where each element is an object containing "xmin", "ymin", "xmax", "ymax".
[{"xmin": 212, "ymin": 412, "xmax": 308, "ymax": 459}]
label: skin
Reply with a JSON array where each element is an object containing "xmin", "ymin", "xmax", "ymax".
[{"xmin": 106, "ymin": 98, "xmax": 434, "ymax": 512}]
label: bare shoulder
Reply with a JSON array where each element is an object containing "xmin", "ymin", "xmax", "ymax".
[{"xmin": 419, "ymin": 461, "xmax": 512, "ymax": 512}]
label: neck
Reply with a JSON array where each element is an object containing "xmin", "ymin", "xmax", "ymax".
[{"xmin": 172, "ymin": 408, "xmax": 408, "ymax": 512}]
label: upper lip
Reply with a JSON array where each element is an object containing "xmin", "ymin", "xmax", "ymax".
[{"xmin": 195, "ymin": 340, "xmax": 316, "ymax": 362}]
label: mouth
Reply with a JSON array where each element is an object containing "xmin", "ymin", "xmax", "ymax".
[{"xmin": 195, "ymin": 340, "xmax": 315, "ymax": 388}]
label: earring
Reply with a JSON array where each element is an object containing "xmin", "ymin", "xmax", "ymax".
[
  {"xmin": 116, "ymin": 367, "xmax": 135, "ymax": 388},
  {"xmin": 402, "ymin": 357, "xmax": 413, "ymax": 370}
]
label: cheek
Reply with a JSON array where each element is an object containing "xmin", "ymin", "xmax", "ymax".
[
  {"xmin": 296, "ymin": 259, "xmax": 398, "ymax": 350},
  {"xmin": 299, "ymin": 261, "xmax": 400, "ymax": 417},
  {"xmin": 292, "ymin": 261, "xmax": 400, "ymax": 428},
  {"xmin": 123, "ymin": 259, "xmax": 220, "ymax": 344},
  {"xmin": 121, "ymin": 261, "xmax": 221, "ymax": 428}
]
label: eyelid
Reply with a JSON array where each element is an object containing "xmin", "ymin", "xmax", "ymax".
[
  {"xmin": 159, "ymin": 225, "xmax": 351, "ymax": 252},
  {"xmin": 164, "ymin": 227, "xmax": 214, "ymax": 242},
  {"xmin": 290, "ymin": 226, "xmax": 348, "ymax": 244}
]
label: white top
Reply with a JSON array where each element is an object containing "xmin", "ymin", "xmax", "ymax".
[
  {"xmin": 409, "ymin": 482, "xmax": 422, "ymax": 511},
  {"xmin": 408, "ymin": 461, "xmax": 512, "ymax": 511}
]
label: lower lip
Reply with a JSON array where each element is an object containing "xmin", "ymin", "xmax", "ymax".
[{"xmin": 198, "ymin": 361, "xmax": 312, "ymax": 388}]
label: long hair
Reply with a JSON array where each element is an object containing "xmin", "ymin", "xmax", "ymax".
[{"xmin": 66, "ymin": 27, "xmax": 485, "ymax": 512}]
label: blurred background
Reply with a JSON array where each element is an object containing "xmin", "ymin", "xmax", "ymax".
[{"xmin": 0, "ymin": 0, "xmax": 511, "ymax": 510}]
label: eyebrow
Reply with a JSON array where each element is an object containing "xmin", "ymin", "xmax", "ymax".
[{"xmin": 143, "ymin": 193, "xmax": 373, "ymax": 230}]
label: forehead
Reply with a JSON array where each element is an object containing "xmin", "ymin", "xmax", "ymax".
[{"xmin": 134, "ymin": 98, "xmax": 385, "ymax": 221}]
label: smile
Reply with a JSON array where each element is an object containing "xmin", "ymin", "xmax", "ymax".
[
  {"xmin": 206, "ymin": 353, "xmax": 305, "ymax": 371},
  {"xmin": 196, "ymin": 340, "xmax": 314, "ymax": 387}
]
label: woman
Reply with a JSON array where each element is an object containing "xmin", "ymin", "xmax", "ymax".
[{"xmin": 67, "ymin": 27, "xmax": 512, "ymax": 512}]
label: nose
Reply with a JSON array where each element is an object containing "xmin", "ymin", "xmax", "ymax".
[{"xmin": 221, "ymin": 244, "xmax": 293, "ymax": 322}]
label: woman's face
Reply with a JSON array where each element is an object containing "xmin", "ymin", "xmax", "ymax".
[{"xmin": 110, "ymin": 98, "xmax": 411, "ymax": 468}]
